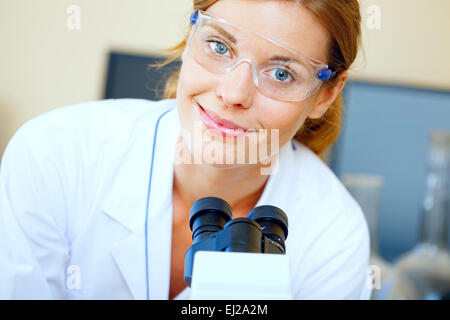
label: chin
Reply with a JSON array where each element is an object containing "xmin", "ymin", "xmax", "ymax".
[{"xmin": 202, "ymin": 162, "xmax": 249, "ymax": 170}]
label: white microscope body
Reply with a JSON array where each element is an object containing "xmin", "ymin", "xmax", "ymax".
[{"xmin": 190, "ymin": 251, "xmax": 293, "ymax": 300}]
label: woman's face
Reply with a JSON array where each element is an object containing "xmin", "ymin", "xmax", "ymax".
[{"xmin": 176, "ymin": 0, "xmax": 331, "ymax": 168}]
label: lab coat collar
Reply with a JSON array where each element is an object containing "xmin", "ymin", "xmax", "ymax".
[{"xmin": 102, "ymin": 102, "xmax": 180, "ymax": 299}]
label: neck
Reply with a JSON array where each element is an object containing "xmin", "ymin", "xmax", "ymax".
[{"xmin": 172, "ymin": 148, "xmax": 273, "ymax": 219}]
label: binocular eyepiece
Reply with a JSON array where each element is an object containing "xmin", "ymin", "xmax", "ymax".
[{"xmin": 184, "ymin": 197, "xmax": 289, "ymax": 287}]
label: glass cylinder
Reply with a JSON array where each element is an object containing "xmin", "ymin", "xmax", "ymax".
[
  {"xmin": 419, "ymin": 131, "xmax": 450, "ymax": 249},
  {"xmin": 342, "ymin": 173, "xmax": 384, "ymax": 257}
]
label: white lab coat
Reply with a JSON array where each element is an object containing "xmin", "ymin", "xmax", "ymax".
[{"xmin": 0, "ymin": 98, "xmax": 371, "ymax": 299}]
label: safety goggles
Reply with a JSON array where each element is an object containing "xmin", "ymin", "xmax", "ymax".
[{"xmin": 187, "ymin": 10, "xmax": 337, "ymax": 102}]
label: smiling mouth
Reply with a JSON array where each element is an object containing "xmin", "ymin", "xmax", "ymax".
[{"xmin": 197, "ymin": 103, "xmax": 254, "ymax": 137}]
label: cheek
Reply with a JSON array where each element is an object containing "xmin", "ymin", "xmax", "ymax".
[
  {"xmin": 258, "ymin": 100, "xmax": 313, "ymax": 143},
  {"xmin": 176, "ymin": 63, "xmax": 199, "ymax": 129},
  {"xmin": 176, "ymin": 59, "xmax": 217, "ymax": 126},
  {"xmin": 177, "ymin": 58, "xmax": 216, "ymax": 101}
]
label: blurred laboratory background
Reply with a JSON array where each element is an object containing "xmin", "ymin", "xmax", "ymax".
[{"xmin": 1, "ymin": 0, "xmax": 449, "ymax": 299}]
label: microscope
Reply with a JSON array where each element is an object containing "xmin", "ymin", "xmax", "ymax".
[{"xmin": 184, "ymin": 197, "xmax": 293, "ymax": 299}]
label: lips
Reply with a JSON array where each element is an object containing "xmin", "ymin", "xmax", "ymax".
[
  {"xmin": 197, "ymin": 103, "xmax": 252, "ymax": 137},
  {"xmin": 198, "ymin": 104, "xmax": 246, "ymax": 130}
]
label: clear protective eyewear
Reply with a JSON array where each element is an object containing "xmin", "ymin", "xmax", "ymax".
[{"xmin": 187, "ymin": 10, "xmax": 337, "ymax": 102}]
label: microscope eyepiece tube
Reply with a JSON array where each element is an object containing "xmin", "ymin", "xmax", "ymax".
[
  {"xmin": 189, "ymin": 197, "xmax": 232, "ymax": 244},
  {"xmin": 247, "ymin": 205, "xmax": 288, "ymax": 252}
]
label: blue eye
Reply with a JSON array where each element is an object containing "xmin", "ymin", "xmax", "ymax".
[
  {"xmin": 208, "ymin": 41, "xmax": 230, "ymax": 56},
  {"xmin": 269, "ymin": 68, "xmax": 293, "ymax": 82}
]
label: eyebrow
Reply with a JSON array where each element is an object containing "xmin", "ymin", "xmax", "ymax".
[
  {"xmin": 204, "ymin": 22, "xmax": 237, "ymax": 44},
  {"xmin": 269, "ymin": 55, "xmax": 301, "ymax": 64}
]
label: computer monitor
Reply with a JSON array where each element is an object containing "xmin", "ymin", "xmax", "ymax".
[{"xmin": 104, "ymin": 51, "xmax": 180, "ymax": 101}]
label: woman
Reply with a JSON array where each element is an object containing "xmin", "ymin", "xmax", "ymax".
[{"xmin": 0, "ymin": 0, "xmax": 370, "ymax": 299}]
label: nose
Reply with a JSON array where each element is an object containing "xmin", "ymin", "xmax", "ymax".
[{"xmin": 215, "ymin": 59, "xmax": 257, "ymax": 109}]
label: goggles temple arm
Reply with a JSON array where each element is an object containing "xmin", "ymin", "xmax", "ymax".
[
  {"xmin": 190, "ymin": 11, "xmax": 199, "ymax": 25},
  {"xmin": 317, "ymin": 68, "xmax": 338, "ymax": 82}
]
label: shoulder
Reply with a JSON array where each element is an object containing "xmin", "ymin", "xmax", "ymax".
[
  {"xmin": 1, "ymin": 98, "xmax": 177, "ymax": 204},
  {"xmin": 13, "ymin": 98, "xmax": 176, "ymax": 138},
  {"xmin": 4, "ymin": 98, "xmax": 177, "ymax": 158}
]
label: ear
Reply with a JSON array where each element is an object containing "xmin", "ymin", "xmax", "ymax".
[{"xmin": 307, "ymin": 70, "xmax": 348, "ymax": 119}]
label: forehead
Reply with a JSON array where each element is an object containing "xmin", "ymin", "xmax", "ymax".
[{"xmin": 206, "ymin": 0, "xmax": 330, "ymax": 63}]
